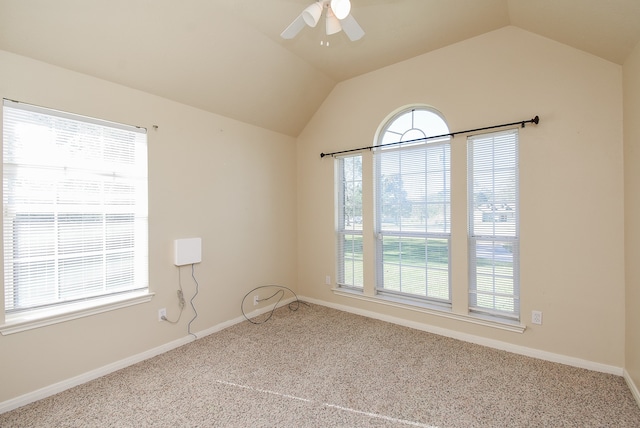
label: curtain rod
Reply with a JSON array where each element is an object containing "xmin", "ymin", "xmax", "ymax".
[{"xmin": 320, "ymin": 115, "xmax": 539, "ymax": 158}]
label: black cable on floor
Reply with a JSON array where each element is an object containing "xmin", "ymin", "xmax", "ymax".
[{"xmin": 241, "ymin": 285, "xmax": 308, "ymax": 324}]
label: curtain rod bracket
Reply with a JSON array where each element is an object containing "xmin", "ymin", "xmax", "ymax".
[{"xmin": 522, "ymin": 116, "xmax": 540, "ymax": 128}]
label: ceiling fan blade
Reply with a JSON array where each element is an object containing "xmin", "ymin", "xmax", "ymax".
[
  {"xmin": 281, "ymin": 14, "xmax": 306, "ymax": 39},
  {"xmin": 340, "ymin": 14, "xmax": 364, "ymax": 41}
]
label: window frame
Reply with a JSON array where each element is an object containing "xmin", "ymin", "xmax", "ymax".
[
  {"xmin": 336, "ymin": 153, "xmax": 364, "ymax": 289},
  {"xmin": 467, "ymin": 129, "xmax": 520, "ymax": 321},
  {"xmin": 373, "ymin": 107, "xmax": 452, "ymax": 306},
  {"xmin": 331, "ymin": 106, "xmax": 525, "ymax": 332},
  {"xmin": 1, "ymin": 99, "xmax": 150, "ymax": 332}
]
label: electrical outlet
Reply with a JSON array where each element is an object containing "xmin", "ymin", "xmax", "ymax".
[
  {"xmin": 531, "ymin": 310, "xmax": 543, "ymax": 325},
  {"xmin": 158, "ymin": 308, "xmax": 167, "ymax": 322},
  {"xmin": 325, "ymin": 275, "xmax": 331, "ymax": 285},
  {"xmin": 253, "ymin": 295, "xmax": 259, "ymax": 306}
]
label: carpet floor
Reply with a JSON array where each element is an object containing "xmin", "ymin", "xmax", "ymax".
[{"xmin": 1, "ymin": 303, "xmax": 639, "ymax": 427}]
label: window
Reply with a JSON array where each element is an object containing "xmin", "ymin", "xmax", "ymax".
[
  {"xmin": 2, "ymin": 99, "xmax": 148, "ymax": 317},
  {"xmin": 468, "ymin": 129, "xmax": 519, "ymax": 320},
  {"xmin": 374, "ymin": 108, "xmax": 451, "ymax": 304},
  {"xmin": 331, "ymin": 106, "xmax": 525, "ymax": 330},
  {"xmin": 337, "ymin": 155, "xmax": 363, "ymax": 288}
]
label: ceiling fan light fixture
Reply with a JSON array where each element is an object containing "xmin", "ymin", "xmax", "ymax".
[
  {"xmin": 330, "ymin": 0, "xmax": 351, "ymax": 20},
  {"xmin": 302, "ymin": 2, "xmax": 323, "ymax": 27},
  {"xmin": 280, "ymin": 0, "xmax": 363, "ymax": 41},
  {"xmin": 326, "ymin": 8, "xmax": 342, "ymax": 35}
]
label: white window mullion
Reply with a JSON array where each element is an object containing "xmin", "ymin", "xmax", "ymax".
[
  {"xmin": 54, "ymin": 194, "xmax": 61, "ymax": 303},
  {"xmin": 101, "ymin": 211, "xmax": 107, "ymax": 294}
]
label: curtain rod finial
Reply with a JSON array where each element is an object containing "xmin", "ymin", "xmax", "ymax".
[{"xmin": 533, "ymin": 115, "xmax": 539, "ymax": 124}]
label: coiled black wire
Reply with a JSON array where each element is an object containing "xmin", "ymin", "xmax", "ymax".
[{"xmin": 240, "ymin": 285, "xmax": 308, "ymax": 324}]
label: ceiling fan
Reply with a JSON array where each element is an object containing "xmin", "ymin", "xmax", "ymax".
[{"xmin": 281, "ymin": 0, "xmax": 365, "ymax": 41}]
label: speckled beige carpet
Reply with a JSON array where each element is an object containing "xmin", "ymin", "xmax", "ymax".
[{"xmin": 1, "ymin": 303, "xmax": 639, "ymax": 427}]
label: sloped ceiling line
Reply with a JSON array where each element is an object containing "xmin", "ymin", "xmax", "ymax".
[{"xmin": 0, "ymin": 0, "xmax": 638, "ymax": 137}]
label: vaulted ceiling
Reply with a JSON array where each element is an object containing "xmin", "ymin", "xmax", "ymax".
[{"xmin": 1, "ymin": 0, "xmax": 639, "ymax": 137}]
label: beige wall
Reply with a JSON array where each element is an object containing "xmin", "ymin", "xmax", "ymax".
[
  {"xmin": 297, "ymin": 26, "xmax": 625, "ymax": 367},
  {"xmin": 0, "ymin": 24, "xmax": 634, "ymax": 407},
  {"xmin": 624, "ymin": 41, "xmax": 640, "ymax": 392},
  {"xmin": 0, "ymin": 50, "xmax": 298, "ymax": 403}
]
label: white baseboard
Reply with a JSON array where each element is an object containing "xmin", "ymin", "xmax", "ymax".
[
  {"xmin": 0, "ymin": 297, "xmax": 296, "ymax": 415},
  {"xmin": 300, "ymin": 295, "xmax": 624, "ymax": 376},
  {"xmin": 0, "ymin": 335, "xmax": 192, "ymax": 414},
  {"xmin": 624, "ymin": 369, "xmax": 640, "ymax": 407},
  {"xmin": 0, "ymin": 295, "xmax": 625, "ymax": 414}
]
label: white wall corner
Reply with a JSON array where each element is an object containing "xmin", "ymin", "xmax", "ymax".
[{"xmin": 624, "ymin": 369, "xmax": 640, "ymax": 408}]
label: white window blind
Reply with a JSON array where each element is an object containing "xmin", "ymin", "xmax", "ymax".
[
  {"xmin": 3, "ymin": 99, "xmax": 148, "ymax": 314},
  {"xmin": 375, "ymin": 143, "xmax": 451, "ymax": 302},
  {"xmin": 468, "ymin": 129, "xmax": 519, "ymax": 319},
  {"xmin": 337, "ymin": 155, "xmax": 363, "ymax": 288}
]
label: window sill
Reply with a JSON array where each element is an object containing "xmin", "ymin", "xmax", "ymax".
[
  {"xmin": 0, "ymin": 291, "xmax": 154, "ymax": 335},
  {"xmin": 332, "ymin": 287, "xmax": 526, "ymax": 334}
]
